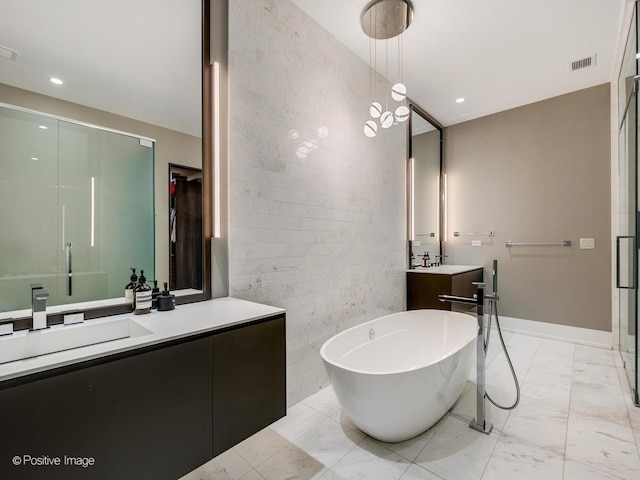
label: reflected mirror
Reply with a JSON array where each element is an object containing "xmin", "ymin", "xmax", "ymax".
[
  {"xmin": 0, "ymin": 0, "xmax": 203, "ymax": 316},
  {"xmin": 408, "ymin": 104, "xmax": 443, "ymax": 267}
]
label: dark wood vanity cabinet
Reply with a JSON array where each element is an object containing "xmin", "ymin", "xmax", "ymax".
[
  {"xmin": 0, "ymin": 314, "xmax": 286, "ymax": 480},
  {"xmin": 212, "ymin": 315, "xmax": 286, "ymax": 455},
  {"xmin": 407, "ymin": 269, "xmax": 484, "ymax": 310}
]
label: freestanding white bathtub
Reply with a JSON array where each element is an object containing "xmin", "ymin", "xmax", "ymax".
[{"xmin": 320, "ymin": 309, "xmax": 477, "ymax": 442}]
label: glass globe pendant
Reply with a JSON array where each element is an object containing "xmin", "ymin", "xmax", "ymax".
[
  {"xmin": 364, "ymin": 120, "xmax": 378, "ymax": 137},
  {"xmin": 391, "ymin": 82, "xmax": 407, "ymax": 102},
  {"xmin": 395, "ymin": 105, "xmax": 410, "ymax": 122},
  {"xmin": 380, "ymin": 111, "xmax": 394, "ymax": 128},
  {"xmin": 369, "ymin": 101, "xmax": 383, "ymax": 119}
]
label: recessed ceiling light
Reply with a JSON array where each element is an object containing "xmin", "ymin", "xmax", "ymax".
[
  {"xmin": 636, "ymin": 53, "xmax": 640, "ymax": 59},
  {"xmin": 456, "ymin": 97, "xmax": 466, "ymax": 103},
  {"xmin": 38, "ymin": 125, "xmax": 48, "ymax": 130},
  {"xmin": 49, "ymin": 77, "xmax": 64, "ymax": 85},
  {"xmin": 31, "ymin": 157, "xmax": 39, "ymax": 161}
]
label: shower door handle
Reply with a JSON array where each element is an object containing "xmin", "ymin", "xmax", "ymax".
[
  {"xmin": 66, "ymin": 242, "xmax": 73, "ymax": 296},
  {"xmin": 616, "ymin": 236, "xmax": 636, "ymax": 289}
]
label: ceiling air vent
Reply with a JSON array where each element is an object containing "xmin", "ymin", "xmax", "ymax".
[
  {"xmin": 569, "ymin": 54, "xmax": 596, "ymax": 72},
  {"xmin": 0, "ymin": 44, "xmax": 18, "ymax": 62}
]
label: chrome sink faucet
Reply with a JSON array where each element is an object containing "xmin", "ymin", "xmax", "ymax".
[
  {"xmin": 434, "ymin": 254, "xmax": 447, "ymax": 266},
  {"xmin": 30, "ymin": 283, "xmax": 49, "ymax": 330}
]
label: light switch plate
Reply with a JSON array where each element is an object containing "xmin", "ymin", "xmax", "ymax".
[
  {"xmin": 413, "ymin": 240, "xmax": 421, "ymax": 246},
  {"xmin": 580, "ymin": 238, "xmax": 595, "ymax": 249}
]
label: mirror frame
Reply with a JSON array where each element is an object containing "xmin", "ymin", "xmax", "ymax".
[
  {"xmin": 9, "ymin": 1, "xmax": 213, "ymax": 330},
  {"xmin": 407, "ymin": 101, "xmax": 444, "ymax": 268}
]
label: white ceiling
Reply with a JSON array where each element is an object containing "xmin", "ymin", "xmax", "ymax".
[
  {"xmin": 291, "ymin": 0, "xmax": 626, "ymax": 126},
  {"xmin": 0, "ymin": 0, "xmax": 201, "ymax": 136},
  {"xmin": 0, "ymin": 1, "xmax": 626, "ymax": 133}
]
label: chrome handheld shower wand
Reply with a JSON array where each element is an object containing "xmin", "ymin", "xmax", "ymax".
[{"xmin": 485, "ymin": 259, "xmax": 520, "ymax": 411}]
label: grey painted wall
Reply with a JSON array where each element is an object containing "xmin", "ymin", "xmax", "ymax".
[
  {"xmin": 444, "ymin": 83, "xmax": 611, "ymax": 332},
  {"xmin": 228, "ymin": 0, "xmax": 407, "ymax": 405}
]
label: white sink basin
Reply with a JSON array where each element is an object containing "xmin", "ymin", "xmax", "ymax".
[{"xmin": 0, "ymin": 318, "xmax": 152, "ymax": 364}]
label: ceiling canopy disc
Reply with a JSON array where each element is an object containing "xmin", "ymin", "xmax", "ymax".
[{"xmin": 361, "ymin": 0, "xmax": 413, "ymax": 40}]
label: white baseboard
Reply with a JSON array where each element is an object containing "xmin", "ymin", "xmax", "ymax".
[{"xmin": 488, "ymin": 314, "xmax": 612, "ymax": 349}]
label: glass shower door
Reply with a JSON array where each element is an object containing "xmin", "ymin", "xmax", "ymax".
[
  {"xmin": 0, "ymin": 103, "xmax": 155, "ymax": 313},
  {"xmin": 0, "ymin": 107, "xmax": 60, "ymax": 310},
  {"xmin": 618, "ymin": 100, "xmax": 639, "ymax": 405},
  {"xmin": 57, "ymin": 121, "xmax": 155, "ymax": 303},
  {"xmin": 618, "ymin": 4, "xmax": 640, "ymax": 405}
]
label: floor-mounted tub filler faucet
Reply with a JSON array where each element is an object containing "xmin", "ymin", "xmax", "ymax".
[
  {"xmin": 30, "ymin": 283, "xmax": 49, "ymax": 330},
  {"xmin": 438, "ymin": 260, "xmax": 520, "ymax": 435},
  {"xmin": 439, "ymin": 282, "xmax": 496, "ymax": 434}
]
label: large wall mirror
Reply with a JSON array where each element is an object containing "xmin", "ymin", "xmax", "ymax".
[
  {"xmin": 408, "ymin": 104, "xmax": 443, "ymax": 267},
  {"xmin": 0, "ymin": 0, "xmax": 207, "ymax": 319}
]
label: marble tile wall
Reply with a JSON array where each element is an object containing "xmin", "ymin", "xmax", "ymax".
[{"xmin": 228, "ymin": 0, "xmax": 407, "ymax": 405}]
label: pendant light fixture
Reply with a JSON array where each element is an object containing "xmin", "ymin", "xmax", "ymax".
[{"xmin": 361, "ymin": 0, "xmax": 413, "ymax": 137}]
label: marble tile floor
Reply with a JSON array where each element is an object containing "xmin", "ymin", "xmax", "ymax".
[{"xmin": 182, "ymin": 331, "xmax": 640, "ymax": 480}]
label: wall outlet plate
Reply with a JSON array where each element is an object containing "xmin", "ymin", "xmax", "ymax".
[{"xmin": 579, "ymin": 238, "xmax": 595, "ymax": 249}]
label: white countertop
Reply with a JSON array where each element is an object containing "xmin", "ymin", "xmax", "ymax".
[
  {"xmin": 0, "ymin": 297, "xmax": 285, "ymax": 383},
  {"xmin": 407, "ymin": 265, "xmax": 483, "ymax": 275}
]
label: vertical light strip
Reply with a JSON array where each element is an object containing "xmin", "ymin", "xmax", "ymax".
[
  {"xmin": 213, "ymin": 61, "xmax": 221, "ymax": 238},
  {"xmin": 61, "ymin": 204, "xmax": 66, "ymax": 249},
  {"xmin": 90, "ymin": 177, "xmax": 95, "ymax": 247},
  {"xmin": 408, "ymin": 157, "xmax": 415, "ymax": 241},
  {"xmin": 436, "ymin": 175, "xmax": 440, "ymax": 242},
  {"xmin": 443, "ymin": 174, "xmax": 448, "ymax": 242}
]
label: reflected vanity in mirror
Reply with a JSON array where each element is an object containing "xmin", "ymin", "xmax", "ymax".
[
  {"xmin": 0, "ymin": 0, "xmax": 207, "ymax": 321},
  {"xmin": 408, "ymin": 104, "xmax": 443, "ymax": 268}
]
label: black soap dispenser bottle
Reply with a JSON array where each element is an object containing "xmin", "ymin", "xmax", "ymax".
[
  {"xmin": 125, "ymin": 268, "xmax": 138, "ymax": 307},
  {"xmin": 157, "ymin": 282, "xmax": 175, "ymax": 311},
  {"xmin": 133, "ymin": 270, "xmax": 152, "ymax": 314},
  {"xmin": 151, "ymin": 280, "xmax": 160, "ymax": 308}
]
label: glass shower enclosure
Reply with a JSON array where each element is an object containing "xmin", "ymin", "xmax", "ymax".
[
  {"xmin": 618, "ymin": 3, "xmax": 640, "ymax": 406},
  {"xmin": 0, "ymin": 104, "xmax": 154, "ymax": 313}
]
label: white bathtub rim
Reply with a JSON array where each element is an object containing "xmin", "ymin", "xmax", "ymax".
[{"xmin": 320, "ymin": 309, "xmax": 478, "ymax": 376}]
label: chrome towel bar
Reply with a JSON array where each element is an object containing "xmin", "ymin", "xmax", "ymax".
[
  {"xmin": 454, "ymin": 231, "xmax": 495, "ymax": 237},
  {"xmin": 505, "ymin": 240, "xmax": 572, "ymax": 247}
]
